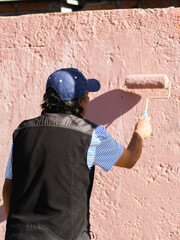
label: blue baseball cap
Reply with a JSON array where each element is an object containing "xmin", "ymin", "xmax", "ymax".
[{"xmin": 46, "ymin": 68, "xmax": 101, "ymax": 101}]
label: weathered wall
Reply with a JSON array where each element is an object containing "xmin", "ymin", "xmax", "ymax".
[{"xmin": 0, "ymin": 7, "xmax": 179, "ymax": 240}]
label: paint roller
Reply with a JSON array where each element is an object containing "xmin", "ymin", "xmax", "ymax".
[{"xmin": 125, "ymin": 74, "xmax": 171, "ymax": 118}]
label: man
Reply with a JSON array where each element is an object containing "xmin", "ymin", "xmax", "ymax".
[{"xmin": 3, "ymin": 68, "xmax": 151, "ymax": 240}]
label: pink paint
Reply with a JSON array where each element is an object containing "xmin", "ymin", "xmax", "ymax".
[{"xmin": 0, "ymin": 7, "xmax": 179, "ymax": 239}]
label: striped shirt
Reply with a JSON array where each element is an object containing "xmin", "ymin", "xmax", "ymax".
[{"xmin": 5, "ymin": 125, "xmax": 124, "ymax": 179}]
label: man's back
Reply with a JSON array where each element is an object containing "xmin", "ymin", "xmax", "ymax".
[{"xmin": 7, "ymin": 113, "xmax": 96, "ymax": 240}]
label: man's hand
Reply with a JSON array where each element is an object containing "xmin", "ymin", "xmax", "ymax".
[
  {"xmin": 134, "ymin": 117, "xmax": 152, "ymax": 140},
  {"xmin": 114, "ymin": 117, "xmax": 152, "ymax": 169}
]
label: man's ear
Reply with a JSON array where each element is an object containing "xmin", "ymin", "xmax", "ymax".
[
  {"xmin": 78, "ymin": 97, "xmax": 84, "ymax": 108},
  {"xmin": 78, "ymin": 97, "xmax": 82, "ymax": 105}
]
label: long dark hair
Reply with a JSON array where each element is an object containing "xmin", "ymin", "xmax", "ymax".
[{"xmin": 41, "ymin": 88, "xmax": 86, "ymax": 116}]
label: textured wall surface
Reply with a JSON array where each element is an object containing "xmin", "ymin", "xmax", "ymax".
[{"xmin": 0, "ymin": 7, "xmax": 179, "ymax": 240}]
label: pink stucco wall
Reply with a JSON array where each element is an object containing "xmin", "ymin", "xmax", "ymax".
[{"xmin": 0, "ymin": 7, "xmax": 179, "ymax": 239}]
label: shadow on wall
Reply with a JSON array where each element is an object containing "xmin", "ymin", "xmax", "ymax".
[
  {"xmin": 0, "ymin": 204, "xmax": 6, "ymax": 223},
  {"xmin": 85, "ymin": 89, "xmax": 141, "ymax": 127}
]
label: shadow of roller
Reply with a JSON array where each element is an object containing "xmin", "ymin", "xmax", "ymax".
[{"xmin": 85, "ymin": 89, "xmax": 141, "ymax": 127}]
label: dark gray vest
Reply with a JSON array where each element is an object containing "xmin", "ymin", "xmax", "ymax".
[{"xmin": 7, "ymin": 113, "xmax": 97, "ymax": 240}]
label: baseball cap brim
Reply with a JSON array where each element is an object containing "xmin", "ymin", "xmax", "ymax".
[{"xmin": 87, "ymin": 79, "xmax": 101, "ymax": 92}]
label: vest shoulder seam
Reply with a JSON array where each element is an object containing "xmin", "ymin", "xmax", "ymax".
[{"xmin": 15, "ymin": 124, "xmax": 94, "ymax": 136}]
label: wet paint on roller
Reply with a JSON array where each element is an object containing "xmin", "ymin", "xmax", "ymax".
[{"xmin": 125, "ymin": 74, "xmax": 169, "ymax": 89}]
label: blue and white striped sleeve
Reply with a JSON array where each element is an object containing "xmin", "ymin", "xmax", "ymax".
[
  {"xmin": 87, "ymin": 125, "xmax": 124, "ymax": 172},
  {"xmin": 5, "ymin": 143, "xmax": 13, "ymax": 180}
]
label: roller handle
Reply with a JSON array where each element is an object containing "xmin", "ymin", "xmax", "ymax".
[
  {"xmin": 143, "ymin": 98, "xmax": 149, "ymax": 118},
  {"xmin": 143, "ymin": 111, "xmax": 148, "ymax": 118}
]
